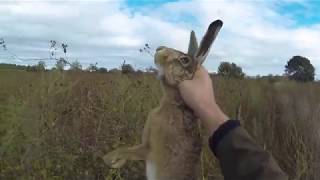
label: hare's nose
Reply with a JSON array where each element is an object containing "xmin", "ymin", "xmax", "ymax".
[{"xmin": 156, "ymin": 46, "xmax": 166, "ymax": 52}]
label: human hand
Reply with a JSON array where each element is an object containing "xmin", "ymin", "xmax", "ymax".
[{"xmin": 178, "ymin": 66, "xmax": 229, "ymax": 133}]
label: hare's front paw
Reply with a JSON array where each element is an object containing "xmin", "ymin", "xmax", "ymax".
[{"xmin": 103, "ymin": 149, "xmax": 127, "ymax": 168}]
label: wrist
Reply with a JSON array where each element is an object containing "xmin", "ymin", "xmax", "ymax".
[{"xmin": 198, "ymin": 103, "xmax": 229, "ymax": 133}]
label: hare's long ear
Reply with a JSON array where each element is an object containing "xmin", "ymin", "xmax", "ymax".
[
  {"xmin": 195, "ymin": 20, "xmax": 223, "ymax": 64},
  {"xmin": 187, "ymin": 30, "xmax": 198, "ymax": 57}
]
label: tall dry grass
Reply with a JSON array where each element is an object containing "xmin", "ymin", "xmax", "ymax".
[{"xmin": 0, "ymin": 70, "xmax": 319, "ymax": 179}]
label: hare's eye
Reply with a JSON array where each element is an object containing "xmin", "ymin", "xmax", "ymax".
[{"xmin": 179, "ymin": 57, "xmax": 191, "ymax": 66}]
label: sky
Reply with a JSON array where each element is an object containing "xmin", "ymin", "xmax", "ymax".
[{"xmin": 0, "ymin": 0, "xmax": 319, "ymax": 78}]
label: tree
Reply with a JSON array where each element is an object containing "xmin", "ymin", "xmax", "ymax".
[
  {"xmin": 98, "ymin": 67, "xmax": 108, "ymax": 73},
  {"xmin": 70, "ymin": 60, "xmax": 82, "ymax": 71},
  {"xmin": 121, "ymin": 60, "xmax": 135, "ymax": 74},
  {"xmin": 87, "ymin": 63, "xmax": 98, "ymax": 72},
  {"xmin": 218, "ymin": 62, "xmax": 245, "ymax": 79},
  {"xmin": 36, "ymin": 61, "xmax": 46, "ymax": 71},
  {"xmin": 285, "ymin": 56, "xmax": 315, "ymax": 82},
  {"xmin": 122, "ymin": 64, "xmax": 134, "ymax": 74},
  {"xmin": 109, "ymin": 68, "xmax": 120, "ymax": 73},
  {"xmin": 26, "ymin": 65, "xmax": 37, "ymax": 72},
  {"xmin": 56, "ymin": 58, "xmax": 68, "ymax": 71}
]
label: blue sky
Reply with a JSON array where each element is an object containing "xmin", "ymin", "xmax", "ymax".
[
  {"xmin": 126, "ymin": 0, "xmax": 320, "ymax": 26},
  {"xmin": 125, "ymin": 0, "xmax": 179, "ymax": 7},
  {"xmin": 0, "ymin": 0, "xmax": 319, "ymax": 78},
  {"xmin": 275, "ymin": 1, "xmax": 320, "ymax": 26}
]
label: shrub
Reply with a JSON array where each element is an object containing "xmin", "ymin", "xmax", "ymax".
[
  {"xmin": 218, "ymin": 62, "xmax": 245, "ymax": 79},
  {"xmin": 121, "ymin": 64, "xmax": 135, "ymax": 74}
]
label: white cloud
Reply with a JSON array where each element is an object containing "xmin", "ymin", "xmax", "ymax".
[
  {"xmin": 0, "ymin": 0, "xmax": 319, "ymax": 78},
  {"xmin": 6, "ymin": 2, "xmax": 78, "ymax": 17}
]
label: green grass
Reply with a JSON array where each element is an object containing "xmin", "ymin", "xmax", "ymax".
[{"xmin": 0, "ymin": 70, "xmax": 319, "ymax": 179}]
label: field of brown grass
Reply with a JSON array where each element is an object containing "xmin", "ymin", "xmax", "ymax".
[{"xmin": 0, "ymin": 70, "xmax": 319, "ymax": 179}]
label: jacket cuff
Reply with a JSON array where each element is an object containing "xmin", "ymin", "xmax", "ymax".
[{"xmin": 209, "ymin": 120, "xmax": 241, "ymax": 156}]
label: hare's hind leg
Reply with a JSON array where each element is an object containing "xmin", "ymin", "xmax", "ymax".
[
  {"xmin": 104, "ymin": 114, "xmax": 152, "ymax": 168},
  {"xmin": 103, "ymin": 144, "xmax": 149, "ymax": 168}
]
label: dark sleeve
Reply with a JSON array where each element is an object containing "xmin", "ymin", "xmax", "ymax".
[{"xmin": 208, "ymin": 120, "xmax": 288, "ymax": 180}]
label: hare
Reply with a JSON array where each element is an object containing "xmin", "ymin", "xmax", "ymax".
[{"xmin": 103, "ymin": 20, "xmax": 223, "ymax": 180}]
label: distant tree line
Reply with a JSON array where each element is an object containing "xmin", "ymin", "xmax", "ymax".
[
  {"xmin": 1, "ymin": 37, "xmax": 315, "ymax": 81},
  {"xmin": 217, "ymin": 55, "xmax": 315, "ymax": 82},
  {"xmin": 0, "ymin": 55, "xmax": 316, "ymax": 82},
  {"xmin": 0, "ymin": 60, "xmax": 156, "ymax": 74}
]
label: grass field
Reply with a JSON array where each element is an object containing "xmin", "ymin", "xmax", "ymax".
[{"xmin": 0, "ymin": 70, "xmax": 319, "ymax": 179}]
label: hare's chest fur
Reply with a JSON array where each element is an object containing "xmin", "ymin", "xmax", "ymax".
[
  {"xmin": 146, "ymin": 160, "xmax": 157, "ymax": 180},
  {"xmin": 147, "ymin": 104, "xmax": 201, "ymax": 179}
]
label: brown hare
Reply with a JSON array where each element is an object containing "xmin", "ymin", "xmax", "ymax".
[{"xmin": 103, "ymin": 20, "xmax": 223, "ymax": 180}]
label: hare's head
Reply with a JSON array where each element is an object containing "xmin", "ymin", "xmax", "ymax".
[{"xmin": 155, "ymin": 20, "xmax": 223, "ymax": 86}]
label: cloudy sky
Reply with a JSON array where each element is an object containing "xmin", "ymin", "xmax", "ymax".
[{"xmin": 0, "ymin": 0, "xmax": 319, "ymax": 78}]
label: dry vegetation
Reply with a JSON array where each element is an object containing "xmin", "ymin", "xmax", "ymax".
[{"xmin": 0, "ymin": 69, "xmax": 319, "ymax": 179}]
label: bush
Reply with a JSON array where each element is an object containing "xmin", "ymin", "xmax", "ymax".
[
  {"xmin": 87, "ymin": 63, "xmax": 98, "ymax": 72},
  {"xmin": 70, "ymin": 60, "xmax": 82, "ymax": 71},
  {"xmin": 56, "ymin": 58, "xmax": 68, "ymax": 71},
  {"xmin": 218, "ymin": 62, "xmax": 245, "ymax": 79},
  {"xmin": 98, "ymin": 67, "xmax": 108, "ymax": 73},
  {"xmin": 121, "ymin": 64, "xmax": 135, "ymax": 74}
]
